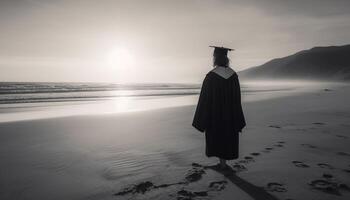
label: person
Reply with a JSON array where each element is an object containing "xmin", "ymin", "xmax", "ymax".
[{"xmin": 192, "ymin": 46, "xmax": 246, "ymax": 169}]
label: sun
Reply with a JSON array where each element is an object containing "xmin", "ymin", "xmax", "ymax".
[{"xmin": 106, "ymin": 47, "xmax": 135, "ymax": 68}]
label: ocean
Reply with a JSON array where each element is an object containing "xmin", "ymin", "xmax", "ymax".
[
  {"xmin": 0, "ymin": 82, "xmax": 201, "ymax": 104},
  {"xmin": 0, "ymin": 81, "xmax": 303, "ymax": 123}
]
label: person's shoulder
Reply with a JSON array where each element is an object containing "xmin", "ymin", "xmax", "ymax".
[
  {"xmin": 206, "ymin": 71, "xmax": 215, "ymax": 76},
  {"xmin": 200, "ymin": 72, "xmax": 212, "ymax": 83},
  {"xmin": 209, "ymin": 66, "xmax": 237, "ymax": 79},
  {"xmin": 205, "ymin": 71, "xmax": 219, "ymax": 80}
]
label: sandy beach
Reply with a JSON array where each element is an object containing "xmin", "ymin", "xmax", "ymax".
[
  {"xmin": 0, "ymin": 82, "xmax": 349, "ymax": 200},
  {"xmin": 2, "ymin": 0, "xmax": 349, "ymax": 199}
]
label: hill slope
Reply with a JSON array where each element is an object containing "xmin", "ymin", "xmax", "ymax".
[{"xmin": 239, "ymin": 45, "xmax": 350, "ymax": 81}]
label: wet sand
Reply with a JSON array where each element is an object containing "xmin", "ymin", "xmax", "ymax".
[{"xmin": 0, "ymin": 83, "xmax": 349, "ymax": 200}]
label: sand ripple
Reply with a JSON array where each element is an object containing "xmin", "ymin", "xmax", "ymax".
[{"xmin": 101, "ymin": 150, "xmax": 170, "ymax": 180}]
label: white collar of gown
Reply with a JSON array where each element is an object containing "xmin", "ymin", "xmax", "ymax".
[{"xmin": 211, "ymin": 66, "xmax": 236, "ymax": 79}]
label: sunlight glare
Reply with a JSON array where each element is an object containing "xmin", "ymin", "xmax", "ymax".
[{"xmin": 106, "ymin": 47, "xmax": 135, "ymax": 69}]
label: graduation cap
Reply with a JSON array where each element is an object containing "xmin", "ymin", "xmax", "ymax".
[{"xmin": 209, "ymin": 46, "xmax": 234, "ymax": 56}]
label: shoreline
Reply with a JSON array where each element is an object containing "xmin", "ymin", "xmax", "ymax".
[
  {"xmin": 0, "ymin": 83, "xmax": 349, "ymax": 200},
  {"xmin": 0, "ymin": 80, "xmax": 343, "ymax": 123}
]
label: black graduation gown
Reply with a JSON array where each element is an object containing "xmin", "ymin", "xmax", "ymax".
[{"xmin": 192, "ymin": 71, "xmax": 246, "ymax": 160}]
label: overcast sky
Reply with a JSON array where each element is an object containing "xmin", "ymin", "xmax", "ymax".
[{"xmin": 1, "ymin": 0, "xmax": 349, "ymax": 83}]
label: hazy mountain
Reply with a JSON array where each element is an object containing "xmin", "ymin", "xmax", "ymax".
[{"xmin": 239, "ymin": 45, "xmax": 350, "ymax": 81}]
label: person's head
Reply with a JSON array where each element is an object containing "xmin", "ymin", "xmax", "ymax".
[
  {"xmin": 213, "ymin": 54, "xmax": 230, "ymax": 67},
  {"xmin": 211, "ymin": 46, "xmax": 232, "ymax": 67}
]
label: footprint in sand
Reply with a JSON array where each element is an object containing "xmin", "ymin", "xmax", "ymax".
[
  {"xmin": 250, "ymin": 152, "xmax": 261, "ymax": 156},
  {"xmin": 231, "ymin": 163, "xmax": 247, "ymax": 172},
  {"xmin": 317, "ymin": 163, "xmax": 334, "ymax": 169},
  {"xmin": 269, "ymin": 125, "xmax": 281, "ymax": 129},
  {"xmin": 115, "ymin": 181, "xmax": 155, "ymax": 195},
  {"xmin": 313, "ymin": 122, "xmax": 325, "ymax": 125},
  {"xmin": 176, "ymin": 189, "xmax": 208, "ymax": 199},
  {"xmin": 115, "ymin": 163, "xmax": 206, "ymax": 197},
  {"xmin": 265, "ymin": 182, "xmax": 287, "ymax": 192},
  {"xmin": 343, "ymin": 165, "xmax": 350, "ymax": 173},
  {"xmin": 337, "ymin": 152, "xmax": 350, "ymax": 157},
  {"xmin": 273, "ymin": 141, "xmax": 286, "ymax": 147},
  {"xmin": 174, "ymin": 179, "xmax": 228, "ymax": 199},
  {"xmin": 309, "ymin": 179, "xmax": 349, "ymax": 196},
  {"xmin": 301, "ymin": 144, "xmax": 317, "ymax": 149},
  {"xmin": 244, "ymin": 156, "xmax": 254, "ymax": 160},
  {"xmin": 115, "ymin": 180, "xmax": 188, "ymax": 197},
  {"xmin": 292, "ymin": 161, "xmax": 310, "ymax": 168},
  {"xmin": 336, "ymin": 135, "xmax": 348, "ymax": 139},
  {"xmin": 185, "ymin": 163, "xmax": 206, "ymax": 183},
  {"xmin": 209, "ymin": 180, "xmax": 228, "ymax": 191},
  {"xmin": 322, "ymin": 173, "xmax": 333, "ymax": 179},
  {"xmin": 238, "ymin": 156, "xmax": 255, "ymax": 164},
  {"xmin": 262, "ymin": 147, "xmax": 274, "ymax": 153}
]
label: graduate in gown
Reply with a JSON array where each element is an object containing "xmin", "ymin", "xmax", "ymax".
[{"xmin": 192, "ymin": 46, "xmax": 246, "ymax": 168}]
